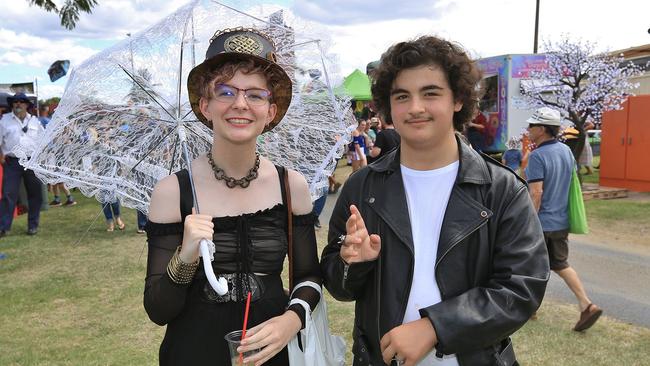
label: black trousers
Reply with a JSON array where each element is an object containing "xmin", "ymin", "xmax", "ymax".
[{"xmin": 0, "ymin": 157, "xmax": 43, "ymax": 231}]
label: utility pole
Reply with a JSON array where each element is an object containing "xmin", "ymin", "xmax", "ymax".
[
  {"xmin": 533, "ymin": 0, "xmax": 540, "ymax": 53},
  {"xmin": 126, "ymin": 33, "xmax": 134, "ymax": 70}
]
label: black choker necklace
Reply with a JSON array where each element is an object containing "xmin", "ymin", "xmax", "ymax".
[{"xmin": 206, "ymin": 151, "xmax": 260, "ymax": 188}]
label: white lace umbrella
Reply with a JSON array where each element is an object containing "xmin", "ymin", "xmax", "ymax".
[
  {"xmin": 20, "ymin": 0, "xmax": 356, "ymax": 295},
  {"xmin": 19, "ymin": 0, "xmax": 356, "ymax": 215}
]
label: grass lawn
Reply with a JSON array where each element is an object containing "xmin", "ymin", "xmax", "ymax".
[
  {"xmin": 584, "ymin": 198, "xmax": 650, "ymax": 248},
  {"xmin": 580, "ymin": 155, "xmax": 600, "ymax": 185},
  {"xmin": 578, "ymin": 155, "xmax": 650, "ymax": 248},
  {"xmin": 1, "ymin": 178, "xmax": 649, "ymax": 365}
]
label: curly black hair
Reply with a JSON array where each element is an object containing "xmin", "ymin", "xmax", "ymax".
[{"xmin": 371, "ymin": 35, "xmax": 482, "ymax": 131}]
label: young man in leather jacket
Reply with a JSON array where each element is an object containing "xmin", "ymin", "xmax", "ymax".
[{"xmin": 321, "ymin": 36, "xmax": 550, "ymax": 366}]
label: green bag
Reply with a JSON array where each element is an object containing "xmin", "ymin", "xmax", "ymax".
[{"xmin": 568, "ymin": 170, "xmax": 588, "ymax": 234}]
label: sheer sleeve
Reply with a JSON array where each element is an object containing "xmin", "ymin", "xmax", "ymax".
[
  {"xmin": 286, "ymin": 213, "xmax": 322, "ymax": 328},
  {"xmin": 143, "ymin": 221, "xmax": 190, "ymax": 326}
]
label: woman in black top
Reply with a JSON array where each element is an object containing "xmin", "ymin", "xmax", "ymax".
[{"xmin": 144, "ymin": 28, "xmax": 321, "ymax": 365}]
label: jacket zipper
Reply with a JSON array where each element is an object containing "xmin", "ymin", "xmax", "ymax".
[
  {"xmin": 342, "ymin": 261, "xmax": 349, "ymax": 291},
  {"xmin": 434, "ymin": 218, "xmax": 488, "ymax": 363},
  {"xmin": 436, "ymin": 218, "xmax": 489, "ymax": 268},
  {"xmin": 397, "ymin": 241, "xmax": 414, "ymax": 327}
]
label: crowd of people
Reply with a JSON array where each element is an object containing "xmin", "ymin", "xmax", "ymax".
[
  {"xmin": 0, "ymin": 95, "xmax": 147, "ymax": 235},
  {"xmin": 1, "ymin": 23, "xmax": 603, "ymax": 366},
  {"xmin": 345, "ymin": 115, "xmax": 401, "ymax": 172}
]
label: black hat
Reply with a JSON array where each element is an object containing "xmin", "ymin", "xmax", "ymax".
[
  {"xmin": 187, "ymin": 27, "xmax": 292, "ymax": 132},
  {"xmin": 7, "ymin": 92, "xmax": 33, "ymax": 107}
]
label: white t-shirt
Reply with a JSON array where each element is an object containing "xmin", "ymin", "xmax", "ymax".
[{"xmin": 401, "ymin": 161, "xmax": 459, "ymax": 366}]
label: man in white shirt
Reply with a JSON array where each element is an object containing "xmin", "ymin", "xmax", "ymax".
[
  {"xmin": 321, "ymin": 36, "xmax": 548, "ymax": 366},
  {"xmin": 0, "ymin": 92, "xmax": 45, "ymax": 236}
]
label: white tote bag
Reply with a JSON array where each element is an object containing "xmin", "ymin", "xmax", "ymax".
[{"xmin": 288, "ymin": 281, "xmax": 346, "ymax": 366}]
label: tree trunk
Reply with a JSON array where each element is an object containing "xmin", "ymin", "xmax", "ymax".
[{"xmin": 571, "ymin": 124, "xmax": 587, "ymax": 185}]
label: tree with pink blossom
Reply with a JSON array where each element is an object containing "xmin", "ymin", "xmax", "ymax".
[{"xmin": 518, "ymin": 36, "xmax": 644, "ymax": 161}]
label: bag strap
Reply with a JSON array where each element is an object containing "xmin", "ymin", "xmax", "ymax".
[
  {"xmin": 275, "ymin": 165, "xmax": 294, "ymax": 291},
  {"xmin": 174, "ymin": 169, "xmax": 193, "ymax": 221},
  {"xmin": 283, "ymin": 168, "xmax": 294, "ymax": 292}
]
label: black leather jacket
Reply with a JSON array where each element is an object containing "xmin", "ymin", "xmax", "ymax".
[{"xmin": 321, "ymin": 138, "xmax": 549, "ymax": 365}]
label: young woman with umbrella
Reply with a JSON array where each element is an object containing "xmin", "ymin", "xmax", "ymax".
[{"xmin": 143, "ymin": 28, "xmax": 321, "ymax": 365}]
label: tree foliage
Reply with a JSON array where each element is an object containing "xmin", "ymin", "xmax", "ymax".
[
  {"xmin": 519, "ymin": 36, "xmax": 644, "ymax": 160},
  {"xmin": 28, "ymin": 0, "xmax": 98, "ymax": 30},
  {"xmin": 38, "ymin": 97, "xmax": 61, "ymax": 106}
]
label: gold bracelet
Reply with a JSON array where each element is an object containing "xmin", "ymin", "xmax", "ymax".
[{"xmin": 166, "ymin": 246, "xmax": 199, "ymax": 285}]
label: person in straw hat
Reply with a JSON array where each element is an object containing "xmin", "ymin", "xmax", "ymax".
[{"xmin": 144, "ymin": 28, "xmax": 321, "ymax": 365}]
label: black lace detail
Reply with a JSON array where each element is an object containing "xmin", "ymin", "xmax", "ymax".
[{"xmin": 235, "ymin": 216, "xmax": 253, "ymax": 302}]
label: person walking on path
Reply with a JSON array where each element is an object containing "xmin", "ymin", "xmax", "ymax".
[
  {"xmin": 136, "ymin": 210, "xmax": 147, "ymax": 234},
  {"xmin": 0, "ymin": 92, "xmax": 45, "ymax": 236},
  {"xmin": 50, "ymin": 183, "xmax": 77, "ymax": 207},
  {"xmin": 321, "ymin": 35, "xmax": 549, "ymax": 366},
  {"xmin": 39, "ymin": 105, "xmax": 77, "ymax": 208},
  {"xmin": 101, "ymin": 199, "xmax": 125, "ymax": 232},
  {"xmin": 525, "ymin": 107, "xmax": 603, "ymax": 332}
]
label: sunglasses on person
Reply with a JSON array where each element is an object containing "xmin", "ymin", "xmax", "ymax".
[
  {"xmin": 12, "ymin": 100, "xmax": 29, "ymax": 104},
  {"xmin": 213, "ymin": 84, "xmax": 272, "ymax": 106}
]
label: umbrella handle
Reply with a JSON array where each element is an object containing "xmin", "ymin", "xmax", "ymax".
[{"xmin": 199, "ymin": 238, "xmax": 228, "ymax": 295}]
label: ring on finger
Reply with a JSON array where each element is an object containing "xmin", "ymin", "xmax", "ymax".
[{"xmin": 337, "ymin": 234, "xmax": 346, "ymax": 245}]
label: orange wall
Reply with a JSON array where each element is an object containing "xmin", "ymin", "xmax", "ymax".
[{"xmin": 601, "ymin": 95, "xmax": 650, "ymax": 192}]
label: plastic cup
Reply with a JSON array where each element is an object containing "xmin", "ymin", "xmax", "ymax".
[{"xmin": 224, "ymin": 330, "xmax": 260, "ymax": 366}]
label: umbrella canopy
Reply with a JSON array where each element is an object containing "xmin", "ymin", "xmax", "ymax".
[
  {"xmin": 19, "ymin": 0, "xmax": 356, "ymax": 214},
  {"xmin": 47, "ymin": 60, "xmax": 70, "ymax": 82},
  {"xmin": 336, "ymin": 69, "xmax": 372, "ymax": 101}
]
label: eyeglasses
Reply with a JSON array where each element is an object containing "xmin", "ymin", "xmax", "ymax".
[
  {"xmin": 12, "ymin": 100, "xmax": 28, "ymax": 104},
  {"xmin": 528, "ymin": 124, "xmax": 540, "ymax": 129},
  {"xmin": 213, "ymin": 84, "xmax": 272, "ymax": 106}
]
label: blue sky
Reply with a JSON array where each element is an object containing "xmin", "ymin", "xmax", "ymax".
[{"xmin": 2, "ymin": 0, "xmax": 649, "ymax": 99}]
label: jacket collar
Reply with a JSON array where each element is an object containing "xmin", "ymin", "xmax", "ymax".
[{"xmin": 368, "ymin": 133, "xmax": 492, "ymax": 185}]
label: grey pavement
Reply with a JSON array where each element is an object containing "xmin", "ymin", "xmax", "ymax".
[
  {"xmin": 544, "ymin": 238, "xmax": 650, "ymax": 328},
  {"xmin": 318, "ymin": 187, "xmax": 650, "ymax": 328},
  {"xmin": 318, "ymin": 185, "xmax": 340, "ymax": 229}
]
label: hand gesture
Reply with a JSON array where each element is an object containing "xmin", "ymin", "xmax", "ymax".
[
  {"xmin": 179, "ymin": 208, "xmax": 213, "ymax": 263},
  {"xmin": 237, "ymin": 311, "xmax": 302, "ymax": 365},
  {"xmin": 340, "ymin": 204, "xmax": 381, "ymax": 264},
  {"xmin": 380, "ymin": 318, "xmax": 437, "ymax": 366}
]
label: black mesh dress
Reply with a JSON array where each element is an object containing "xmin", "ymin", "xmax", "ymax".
[{"xmin": 144, "ymin": 166, "xmax": 321, "ymax": 366}]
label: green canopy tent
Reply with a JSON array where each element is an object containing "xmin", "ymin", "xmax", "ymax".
[{"xmin": 336, "ymin": 69, "xmax": 372, "ymax": 101}]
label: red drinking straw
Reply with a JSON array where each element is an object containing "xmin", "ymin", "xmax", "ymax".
[{"xmin": 239, "ymin": 291, "xmax": 252, "ymax": 364}]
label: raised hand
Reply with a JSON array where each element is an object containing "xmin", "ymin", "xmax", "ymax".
[
  {"xmin": 340, "ymin": 204, "xmax": 381, "ymax": 264},
  {"xmin": 179, "ymin": 208, "xmax": 214, "ymax": 263}
]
